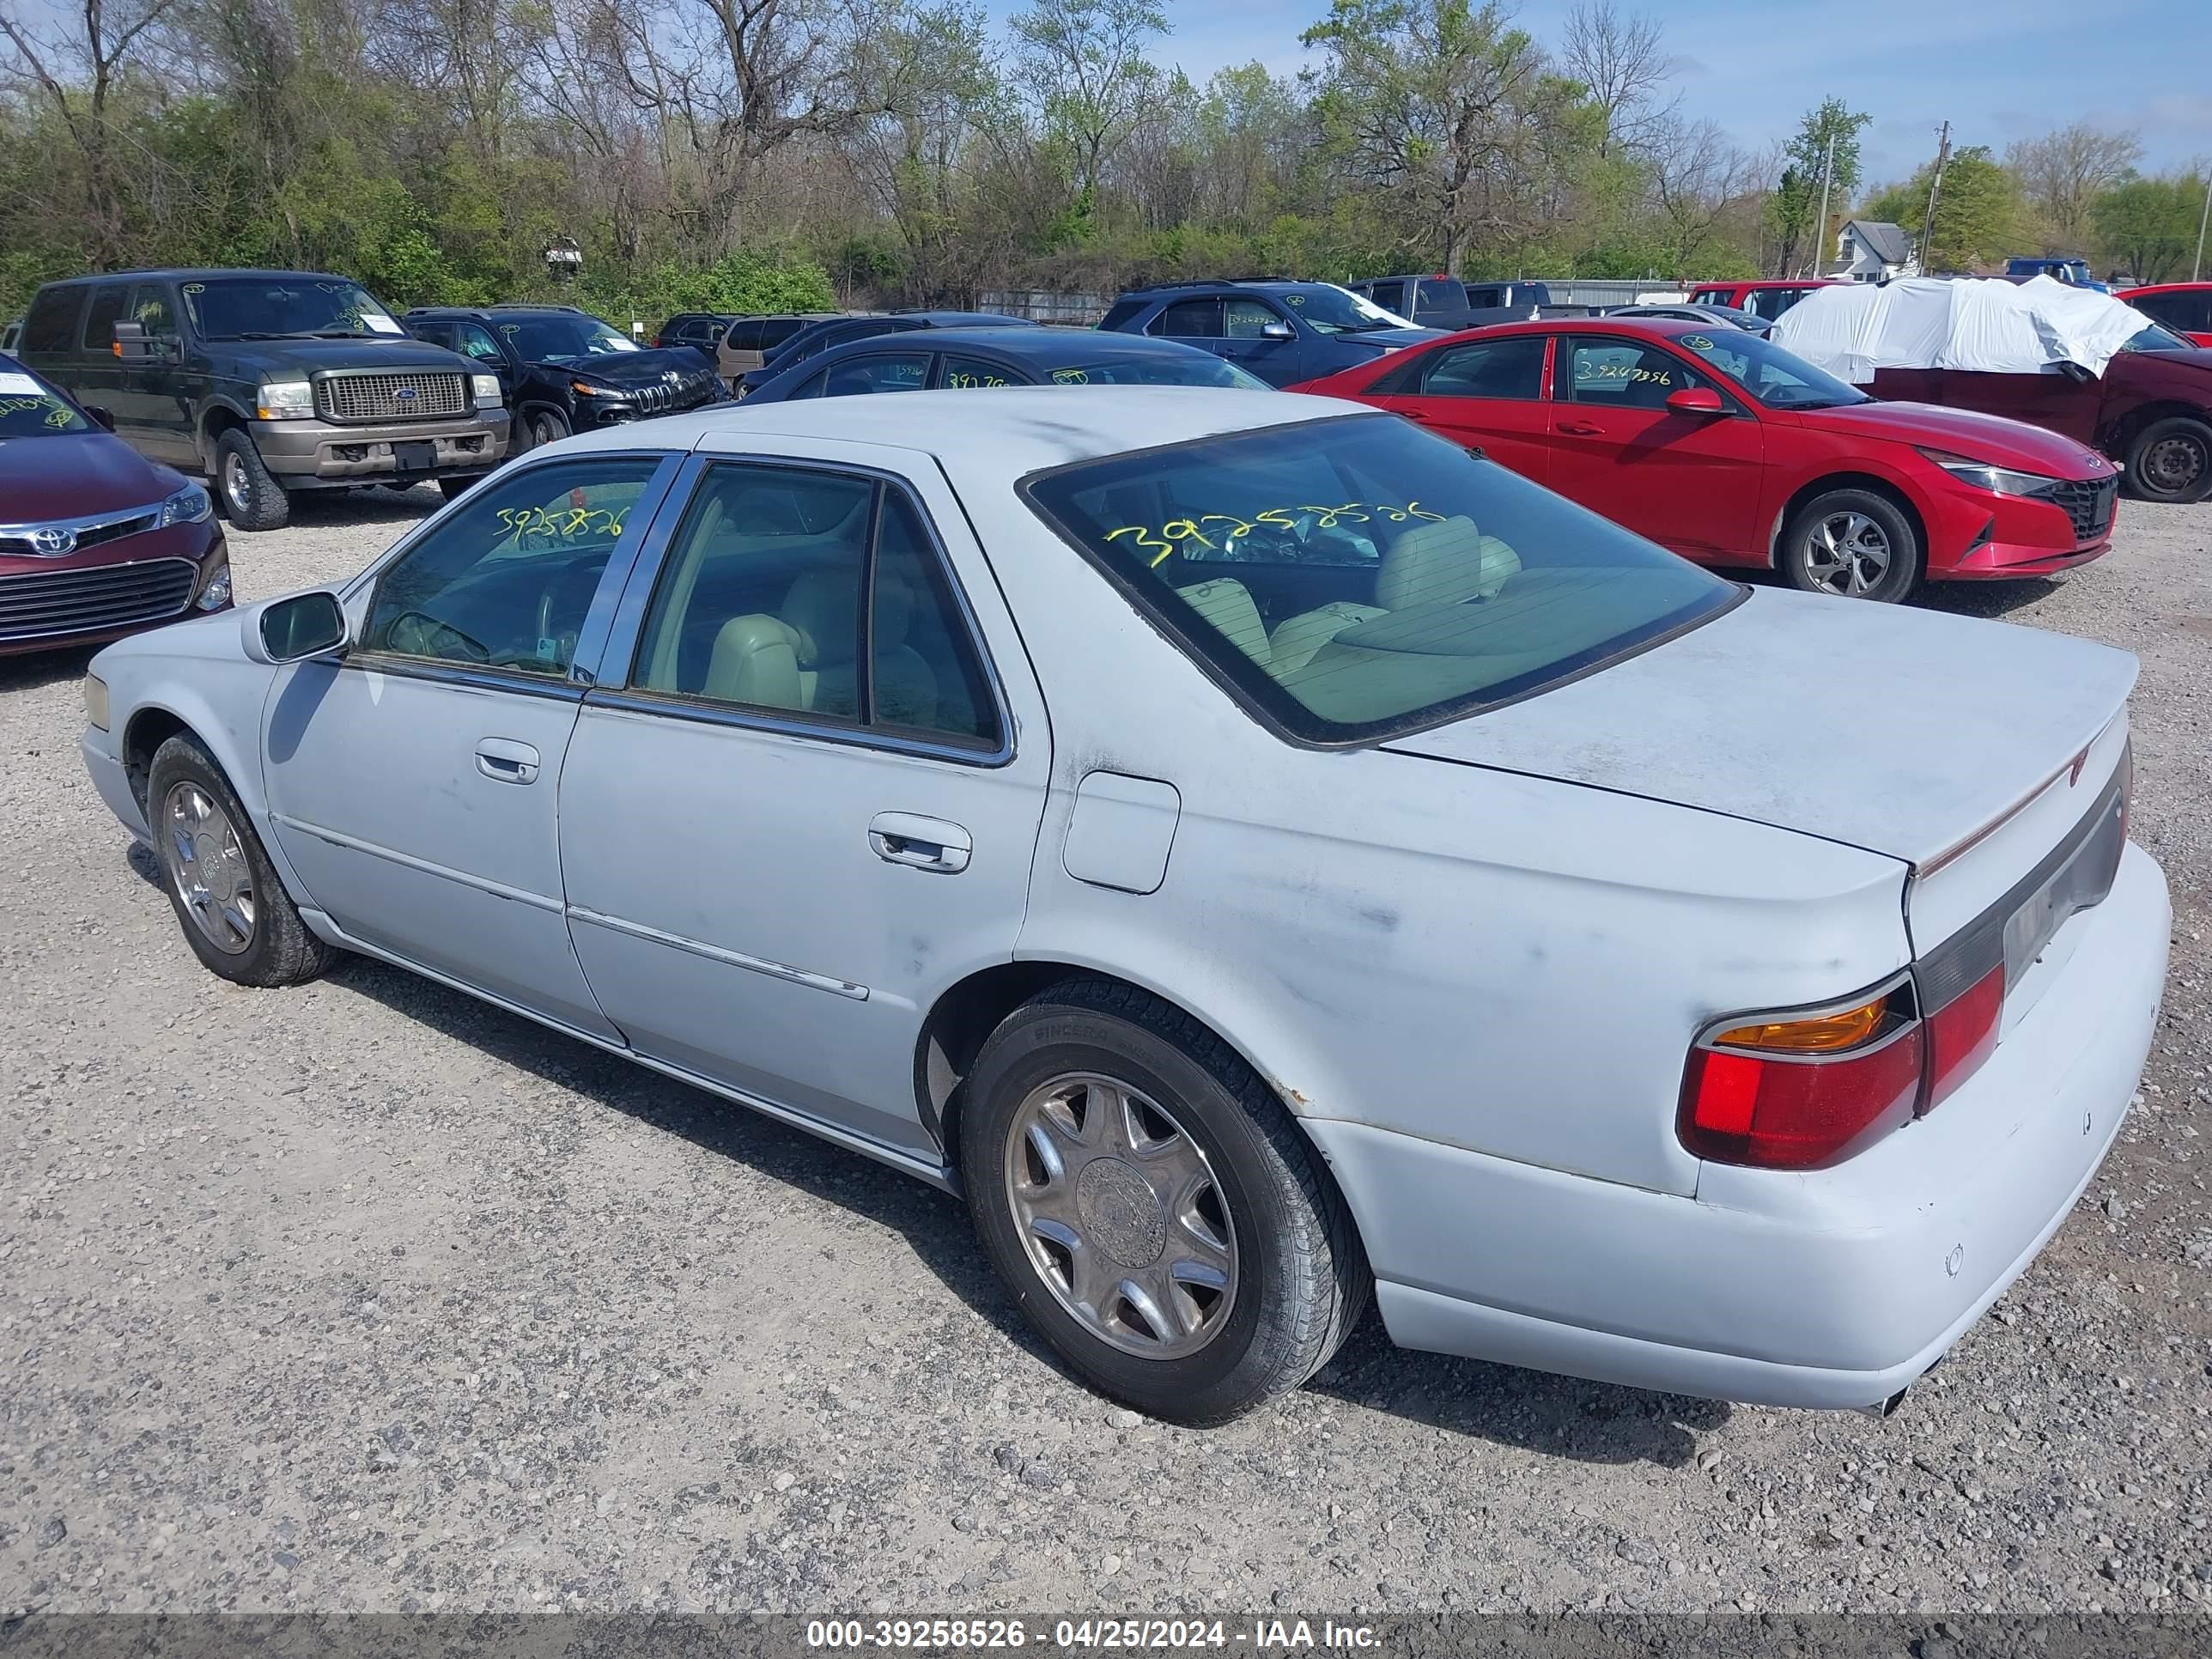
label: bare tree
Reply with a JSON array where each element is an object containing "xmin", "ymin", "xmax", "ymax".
[
  {"xmin": 2007, "ymin": 122, "xmax": 2142, "ymax": 250},
  {"xmin": 1559, "ymin": 0, "xmax": 1673, "ymax": 158},
  {"xmin": 1646, "ymin": 112, "xmax": 1759, "ymax": 277},
  {"xmin": 1, "ymin": 0, "xmax": 187, "ymax": 261}
]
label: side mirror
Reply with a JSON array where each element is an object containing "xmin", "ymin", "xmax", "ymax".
[
  {"xmin": 1260, "ymin": 320, "xmax": 1295, "ymax": 342},
  {"xmin": 1665, "ymin": 386, "xmax": 1728, "ymax": 416},
  {"xmin": 2055, "ymin": 360, "xmax": 2094, "ymax": 384},
  {"xmin": 246, "ymin": 591, "xmax": 350, "ymax": 665},
  {"xmin": 112, "ymin": 320, "xmax": 161, "ymax": 362},
  {"xmin": 82, "ymin": 404, "xmax": 117, "ymax": 432}
]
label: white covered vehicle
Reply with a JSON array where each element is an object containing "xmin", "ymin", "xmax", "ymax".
[{"xmin": 1771, "ymin": 275, "xmax": 2154, "ymax": 384}]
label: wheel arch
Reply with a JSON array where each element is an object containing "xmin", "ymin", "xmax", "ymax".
[
  {"xmin": 195, "ymin": 398, "xmax": 254, "ymax": 472},
  {"xmin": 2106, "ymin": 399, "xmax": 2211, "ymax": 460},
  {"xmin": 120, "ymin": 688, "xmax": 316, "ymax": 906},
  {"xmin": 915, "ymin": 959, "xmax": 1332, "ymax": 1185},
  {"xmin": 1770, "ymin": 471, "xmax": 1929, "ymax": 570}
]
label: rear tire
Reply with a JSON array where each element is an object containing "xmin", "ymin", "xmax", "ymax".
[
  {"xmin": 146, "ymin": 733, "xmax": 337, "ymax": 988},
  {"xmin": 215, "ymin": 428, "xmax": 290, "ymax": 531},
  {"xmin": 1778, "ymin": 487, "xmax": 1921, "ymax": 602},
  {"xmin": 959, "ymin": 978, "xmax": 1369, "ymax": 1425},
  {"xmin": 2123, "ymin": 416, "xmax": 2212, "ymax": 503}
]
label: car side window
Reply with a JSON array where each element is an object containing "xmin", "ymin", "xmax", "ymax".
[
  {"xmin": 21, "ymin": 288, "xmax": 82, "ymax": 355},
  {"xmin": 2138, "ymin": 291, "xmax": 2211, "ymax": 332},
  {"xmin": 1421, "ymin": 336, "xmax": 1546, "ymax": 399},
  {"xmin": 629, "ymin": 464, "xmax": 1001, "ymax": 748},
  {"xmin": 943, "ymin": 355, "xmax": 1021, "ymax": 389},
  {"xmin": 1370, "ymin": 282, "xmax": 1406, "ymax": 313},
  {"xmin": 1224, "ymin": 297, "xmax": 1284, "ymax": 337},
  {"xmin": 786, "ymin": 370, "xmax": 827, "ymax": 399},
  {"xmin": 455, "ymin": 322, "xmax": 505, "ymax": 362},
  {"xmin": 127, "ymin": 284, "xmax": 177, "ymax": 342},
  {"xmin": 81, "ymin": 285, "xmax": 128, "ymax": 352},
  {"xmin": 362, "ymin": 458, "xmax": 660, "ymax": 677},
  {"xmin": 408, "ymin": 320, "xmax": 456, "ymax": 349},
  {"xmin": 822, "ymin": 351, "xmax": 931, "ymax": 397},
  {"xmin": 1750, "ymin": 289, "xmax": 1801, "ymax": 320},
  {"xmin": 1150, "ymin": 298, "xmax": 1222, "ymax": 338},
  {"xmin": 1563, "ymin": 339, "xmax": 1717, "ymax": 410}
]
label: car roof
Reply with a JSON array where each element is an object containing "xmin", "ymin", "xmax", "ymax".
[
  {"xmin": 37, "ymin": 268, "xmax": 357, "ymax": 287},
  {"xmin": 2118, "ymin": 282, "xmax": 2212, "ymax": 295},
  {"xmin": 1119, "ymin": 279, "xmax": 1339, "ymax": 300},
  {"xmin": 555, "ymin": 385, "xmax": 1358, "ymax": 473},
  {"xmin": 1694, "ymin": 279, "xmax": 1831, "ymax": 289},
  {"xmin": 811, "ymin": 326, "xmax": 1219, "ymax": 371},
  {"xmin": 405, "ymin": 305, "xmax": 594, "ymax": 319}
]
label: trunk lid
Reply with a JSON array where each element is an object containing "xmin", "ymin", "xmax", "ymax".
[{"xmin": 1383, "ymin": 586, "xmax": 2136, "ymax": 954}]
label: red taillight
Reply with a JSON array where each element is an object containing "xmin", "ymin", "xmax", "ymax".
[
  {"xmin": 1923, "ymin": 962, "xmax": 2002, "ymax": 1112},
  {"xmin": 1680, "ymin": 993, "xmax": 1923, "ymax": 1170}
]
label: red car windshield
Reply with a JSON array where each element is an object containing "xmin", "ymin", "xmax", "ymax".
[{"xmin": 1668, "ymin": 331, "xmax": 1870, "ymax": 410}]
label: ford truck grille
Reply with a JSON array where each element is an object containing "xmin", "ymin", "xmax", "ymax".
[
  {"xmin": 317, "ymin": 371, "xmax": 468, "ymax": 422},
  {"xmin": 0, "ymin": 558, "xmax": 198, "ymax": 643}
]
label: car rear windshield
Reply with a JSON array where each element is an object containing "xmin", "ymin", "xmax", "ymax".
[
  {"xmin": 1022, "ymin": 413, "xmax": 1735, "ymax": 744},
  {"xmin": 1040, "ymin": 356, "xmax": 1268, "ymax": 388},
  {"xmin": 0, "ymin": 366, "xmax": 91, "ymax": 437},
  {"xmin": 181, "ymin": 277, "xmax": 404, "ymax": 340}
]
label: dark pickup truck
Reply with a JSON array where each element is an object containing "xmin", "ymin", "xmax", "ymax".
[
  {"xmin": 15, "ymin": 269, "xmax": 509, "ymax": 530},
  {"xmin": 1346, "ymin": 276, "xmax": 1580, "ymax": 331}
]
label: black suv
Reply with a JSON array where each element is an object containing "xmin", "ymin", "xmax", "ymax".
[
  {"xmin": 16, "ymin": 269, "xmax": 508, "ymax": 530},
  {"xmin": 1096, "ymin": 280, "xmax": 1437, "ymax": 386},
  {"xmin": 404, "ymin": 305, "xmax": 726, "ymax": 453},
  {"xmin": 653, "ymin": 312, "xmax": 743, "ymax": 362}
]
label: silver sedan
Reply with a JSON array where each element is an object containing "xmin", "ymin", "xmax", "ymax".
[{"xmin": 81, "ymin": 389, "xmax": 2166, "ymax": 1424}]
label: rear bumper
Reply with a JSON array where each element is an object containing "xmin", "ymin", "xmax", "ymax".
[
  {"xmin": 253, "ymin": 413, "xmax": 508, "ymax": 486},
  {"xmin": 1310, "ymin": 842, "xmax": 2168, "ymax": 1408}
]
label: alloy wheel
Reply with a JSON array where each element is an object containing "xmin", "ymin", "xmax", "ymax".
[
  {"xmin": 162, "ymin": 781, "xmax": 256, "ymax": 955},
  {"xmin": 1802, "ymin": 511, "xmax": 1892, "ymax": 597},
  {"xmin": 1003, "ymin": 1073, "xmax": 1237, "ymax": 1359}
]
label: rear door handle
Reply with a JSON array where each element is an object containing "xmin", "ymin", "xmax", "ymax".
[
  {"xmin": 475, "ymin": 738, "xmax": 540, "ymax": 785},
  {"xmin": 869, "ymin": 811, "xmax": 971, "ymax": 873},
  {"xmin": 1555, "ymin": 419, "xmax": 1603, "ymax": 435}
]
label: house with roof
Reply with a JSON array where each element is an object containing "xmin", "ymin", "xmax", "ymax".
[{"xmin": 1833, "ymin": 220, "xmax": 1918, "ymax": 283}]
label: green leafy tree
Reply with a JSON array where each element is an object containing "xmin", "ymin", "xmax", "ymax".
[
  {"xmin": 2092, "ymin": 174, "xmax": 2206, "ymax": 284},
  {"xmin": 1863, "ymin": 144, "xmax": 2021, "ymax": 271}
]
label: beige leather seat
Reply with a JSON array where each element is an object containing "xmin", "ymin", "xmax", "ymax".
[
  {"xmin": 702, "ymin": 613, "xmax": 812, "ymax": 710},
  {"xmin": 1174, "ymin": 577, "xmax": 1272, "ymax": 665},
  {"xmin": 764, "ymin": 566, "xmax": 939, "ymax": 726},
  {"xmin": 1266, "ymin": 516, "xmax": 1521, "ymax": 673}
]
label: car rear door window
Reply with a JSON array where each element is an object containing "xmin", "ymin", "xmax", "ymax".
[
  {"xmin": 1149, "ymin": 298, "xmax": 1223, "ymax": 338},
  {"xmin": 761, "ymin": 318, "xmax": 810, "ymax": 350},
  {"xmin": 80, "ymin": 285, "xmax": 128, "ymax": 353},
  {"xmin": 822, "ymin": 351, "xmax": 932, "ymax": 397},
  {"xmin": 1421, "ymin": 336, "xmax": 1547, "ymax": 399},
  {"xmin": 362, "ymin": 458, "xmax": 661, "ymax": 677},
  {"xmin": 2136, "ymin": 290, "xmax": 2212, "ymax": 333},
  {"xmin": 1369, "ymin": 282, "xmax": 1407, "ymax": 313},
  {"xmin": 628, "ymin": 465, "xmax": 1000, "ymax": 747},
  {"xmin": 21, "ymin": 287, "xmax": 83, "ymax": 355}
]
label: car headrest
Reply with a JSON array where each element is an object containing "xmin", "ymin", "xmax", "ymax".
[{"xmin": 1376, "ymin": 516, "xmax": 1521, "ymax": 608}]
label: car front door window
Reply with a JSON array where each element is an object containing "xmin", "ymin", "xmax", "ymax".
[
  {"xmin": 363, "ymin": 458, "xmax": 661, "ymax": 677},
  {"xmin": 1565, "ymin": 339, "xmax": 1721, "ymax": 410},
  {"xmin": 1224, "ymin": 298, "xmax": 1283, "ymax": 338},
  {"xmin": 456, "ymin": 322, "xmax": 506, "ymax": 364}
]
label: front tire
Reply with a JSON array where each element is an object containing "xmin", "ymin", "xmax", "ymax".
[
  {"xmin": 147, "ymin": 733, "xmax": 337, "ymax": 988},
  {"xmin": 1778, "ymin": 487, "xmax": 1921, "ymax": 602},
  {"xmin": 516, "ymin": 405, "xmax": 571, "ymax": 454},
  {"xmin": 2123, "ymin": 416, "xmax": 2212, "ymax": 503},
  {"xmin": 214, "ymin": 428, "xmax": 290, "ymax": 531},
  {"xmin": 960, "ymin": 978, "xmax": 1368, "ymax": 1425}
]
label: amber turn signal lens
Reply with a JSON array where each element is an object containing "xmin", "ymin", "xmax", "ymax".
[{"xmin": 1713, "ymin": 996, "xmax": 1888, "ymax": 1054}]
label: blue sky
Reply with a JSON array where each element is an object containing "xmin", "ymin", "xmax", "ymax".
[{"xmin": 989, "ymin": 0, "xmax": 2212, "ymax": 190}]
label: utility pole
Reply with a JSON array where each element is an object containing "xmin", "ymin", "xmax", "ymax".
[
  {"xmin": 1919, "ymin": 121, "xmax": 1951, "ymax": 273},
  {"xmin": 2193, "ymin": 166, "xmax": 2211, "ymax": 283},
  {"xmin": 1810, "ymin": 129, "xmax": 1837, "ymax": 280}
]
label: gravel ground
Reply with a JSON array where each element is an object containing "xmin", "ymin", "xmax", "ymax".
[{"xmin": 2, "ymin": 483, "xmax": 2207, "ymax": 1618}]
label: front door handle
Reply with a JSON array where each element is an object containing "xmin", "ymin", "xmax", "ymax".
[
  {"xmin": 1555, "ymin": 419, "xmax": 1603, "ymax": 435},
  {"xmin": 869, "ymin": 811, "xmax": 971, "ymax": 874},
  {"xmin": 475, "ymin": 738, "xmax": 540, "ymax": 785}
]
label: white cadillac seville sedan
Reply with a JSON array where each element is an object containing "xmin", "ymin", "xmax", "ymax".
[{"xmin": 80, "ymin": 389, "xmax": 2167, "ymax": 1425}]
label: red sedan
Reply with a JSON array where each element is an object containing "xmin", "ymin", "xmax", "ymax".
[
  {"xmin": 1, "ymin": 355, "xmax": 231, "ymax": 655},
  {"xmin": 1291, "ymin": 319, "xmax": 2118, "ymax": 603}
]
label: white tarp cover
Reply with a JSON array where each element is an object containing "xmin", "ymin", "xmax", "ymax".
[{"xmin": 1769, "ymin": 276, "xmax": 2153, "ymax": 384}]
